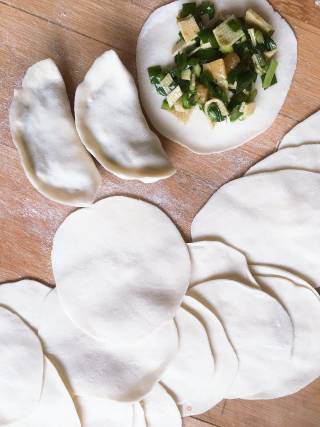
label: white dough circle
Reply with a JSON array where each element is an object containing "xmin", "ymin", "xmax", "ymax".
[
  {"xmin": 183, "ymin": 296, "xmax": 238, "ymax": 412},
  {"xmin": 192, "ymin": 170, "xmax": 320, "ymax": 289},
  {"xmin": 142, "ymin": 384, "xmax": 182, "ymax": 427},
  {"xmin": 137, "ymin": 0, "xmax": 297, "ymax": 154},
  {"xmin": 52, "ymin": 196, "xmax": 190, "ymax": 344},
  {"xmin": 0, "ymin": 279, "xmax": 51, "ymax": 331},
  {"xmin": 74, "ymin": 396, "xmax": 134, "ymax": 427},
  {"xmin": 0, "ymin": 307, "xmax": 44, "ymax": 425},
  {"xmin": 188, "ymin": 241, "xmax": 258, "ymax": 289},
  {"xmin": 252, "ymin": 275, "xmax": 320, "ymax": 398},
  {"xmin": 280, "ymin": 110, "xmax": 320, "ymax": 149},
  {"xmin": 133, "ymin": 404, "xmax": 147, "ymax": 427},
  {"xmin": 39, "ymin": 290, "xmax": 178, "ymax": 401},
  {"xmin": 11, "ymin": 358, "xmax": 81, "ymax": 427},
  {"xmin": 161, "ymin": 307, "xmax": 215, "ymax": 416},
  {"xmin": 75, "ymin": 50, "xmax": 175, "ymax": 182},
  {"xmin": 190, "ymin": 279, "xmax": 293, "ymax": 399}
]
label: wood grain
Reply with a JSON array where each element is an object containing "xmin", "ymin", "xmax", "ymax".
[{"xmin": 0, "ymin": 1, "xmax": 319, "ymax": 426}]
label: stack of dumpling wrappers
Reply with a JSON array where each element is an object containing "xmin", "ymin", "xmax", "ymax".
[{"xmin": 1, "ymin": 113, "xmax": 320, "ymax": 427}]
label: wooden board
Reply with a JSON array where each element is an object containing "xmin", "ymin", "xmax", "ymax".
[{"xmin": 0, "ymin": 1, "xmax": 319, "ymax": 426}]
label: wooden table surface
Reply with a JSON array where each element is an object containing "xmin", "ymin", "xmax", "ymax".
[{"xmin": 0, "ymin": 0, "xmax": 320, "ymax": 426}]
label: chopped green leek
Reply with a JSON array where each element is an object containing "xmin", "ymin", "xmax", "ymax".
[
  {"xmin": 182, "ymin": 90, "xmax": 196, "ymax": 109},
  {"xmin": 161, "ymin": 100, "xmax": 173, "ymax": 111},
  {"xmin": 207, "ymin": 103, "xmax": 224, "ymax": 122},
  {"xmin": 193, "ymin": 64, "xmax": 202, "ymax": 77},
  {"xmin": 180, "ymin": 2, "xmax": 197, "ymax": 19},
  {"xmin": 227, "ymin": 19, "xmax": 242, "ymax": 32},
  {"xmin": 197, "ymin": 1, "xmax": 215, "ymax": 19},
  {"xmin": 262, "ymin": 59, "xmax": 278, "ymax": 89},
  {"xmin": 199, "ymin": 28, "xmax": 219, "ymax": 48},
  {"xmin": 148, "ymin": 66, "xmax": 167, "ymax": 96},
  {"xmin": 229, "ymin": 105, "xmax": 243, "ymax": 121}
]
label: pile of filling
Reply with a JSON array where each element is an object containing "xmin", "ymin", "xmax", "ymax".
[{"xmin": 148, "ymin": 1, "xmax": 278, "ymax": 125}]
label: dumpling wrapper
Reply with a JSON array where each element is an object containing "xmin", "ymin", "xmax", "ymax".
[
  {"xmin": 183, "ymin": 296, "xmax": 238, "ymax": 412},
  {"xmin": 0, "ymin": 279, "xmax": 51, "ymax": 331},
  {"xmin": 0, "ymin": 307, "xmax": 43, "ymax": 425},
  {"xmin": 75, "ymin": 50, "xmax": 175, "ymax": 183},
  {"xmin": 52, "ymin": 196, "xmax": 190, "ymax": 345},
  {"xmin": 251, "ymin": 274, "xmax": 320, "ymax": 398},
  {"xmin": 11, "ymin": 358, "xmax": 80, "ymax": 427},
  {"xmin": 39, "ymin": 290, "xmax": 178, "ymax": 401},
  {"xmin": 190, "ymin": 279, "xmax": 293, "ymax": 399},
  {"xmin": 141, "ymin": 384, "xmax": 182, "ymax": 427},
  {"xmin": 187, "ymin": 241, "xmax": 258, "ymax": 289},
  {"xmin": 280, "ymin": 110, "xmax": 320, "ymax": 149},
  {"xmin": 250, "ymin": 264, "xmax": 319, "ymax": 298},
  {"xmin": 9, "ymin": 59, "xmax": 101, "ymax": 207},
  {"xmin": 136, "ymin": 0, "xmax": 297, "ymax": 154},
  {"xmin": 74, "ymin": 396, "xmax": 134, "ymax": 427},
  {"xmin": 161, "ymin": 307, "xmax": 215, "ymax": 417},
  {"xmin": 192, "ymin": 170, "xmax": 320, "ymax": 289}
]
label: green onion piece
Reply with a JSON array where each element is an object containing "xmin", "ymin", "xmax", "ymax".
[
  {"xmin": 255, "ymin": 30, "xmax": 265, "ymax": 44},
  {"xmin": 227, "ymin": 19, "xmax": 242, "ymax": 32},
  {"xmin": 229, "ymin": 105, "xmax": 243, "ymax": 122},
  {"xmin": 207, "ymin": 104, "xmax": 224, "ymax": 122},
  {"xmin": 182, "ymin": 91, "xmax": 196, "ymax": 109},
  {"xmin": 199, "ymin": 28, "xmax": 219, "ymax": 48},
  {"xmin": 248, "ymin": 88, "xmax": 258, "ymax": 102},
  {"xmin": 161, "ymin": 100, "xmax": 173, "ymax": 111},
  {"xmin": 193, "ymin": 64, "xmax": 202, "ymax": 77},
  {"xmin": 148, "ymin": 66, "xmax": 167, "ymax": 96},
  {"xmin": 193, "ymin": 47, "xmax": 220, "ymax": 63},
  {"xmin": 175, "ymin": 52, "xmax": 188, "ymax": 73},
  {"xmin": 264, "ymin": 37, "xmax": 277, "ymax": 51},
  {"xmin": 196, "ymin": 1, "xmax": 215, "ymax": 20},
  {"xmin": 262, "ymin": 59, "xmax": 278, "ymax": 89},
  {"xmin": 180, "ymin": 2, "xmax": 197, "ymax": 18}
]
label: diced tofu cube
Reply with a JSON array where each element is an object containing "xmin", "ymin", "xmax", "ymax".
[
  {"xmin": 213, "ymin": 16, "xmax": 244, "ymax": 48},
  {"xmin": 224, "ymin": 52, "xmax": 240, "ymax": 74},
  {"xmin": 203, "ymin": 59, "xmax": 227, "ymax": 82},
  {"xmin": 167, "ymin": 85, "xmax": 183, "ymax": 108},
  {"xmin": 245, "ymin": 9, "xmax": 273, "ymax": 34},
  {"xmin": 178, "ymin": 16, "xmax": 200, "ymax": 43},
  {"xmin": 181, "ymin": 69, "xmax": 192, "ymax": 81},
  {"xmin": 196, "ymin": 84, "xmax": 209, "ymax": 104},
  {"xmin": 160, "ymin": 73, "xmax": 174, "ymax": 94}
]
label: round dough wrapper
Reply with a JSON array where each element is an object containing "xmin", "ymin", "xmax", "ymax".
[
  {"xmin": 280, "ymin": 110, "xmax": 320, "ymax": 149},
  {"xmin": 75, "ymin": 50, "xmax": 175, "ymax": 183},
  {"xmin": 137, "ymin": 0, "xmax": 297, "ymax": 154},
  {"xmin": 190, "ymin": 279, "xmax": 293, "ymax": 399},
  {"xmin": 9, "ymin": 59, "xmax": 101, "ymax": 207},
  {"xmin": 39, "ymin": 290, "xmax": 178, "ymax": 401},
  {"xmin": 161, "ymin": 307, "xmax": 215, "ymax": 417},
  {"xmin": 183, "ymin": 296, "xmax": 238, "ymax": 412},
  {"xmin": 142, "ymin": 384, "xmax": 182, "ymax": 427},
  {"xmin": 187, "ymin": 241, "xmax": 258, "ymax": 289},
  {"xmin": 52, "ymin": 196, "xmax": 190, "ymax": 345},
  {"xmin": 11, "ymin": 358, "xmax": 80, "ymax": 427},
  {"xmin": 250, "ymin": 264, "xmax": 319, "ymax": 298},
  {"xmin": 0, "ymin": 307, "xmax": 43, "ymax": 425},
  {"xmin": 247, "ymin": 144, "xmax": 320, "ymax": 176},
  {"xmin": 252, "ymin": 275, "xmax": 320, "ymax": 398},
  {"xmin": 0, "ymin": 279, "xmax": 51, "ymax": 331},
  {"xmin": 192, "ymin": 170, "xmax": 320, "ymax": 289},
  {"xmin": 74, "ymin": 396, "xmax": 134, "ymax": 427}
]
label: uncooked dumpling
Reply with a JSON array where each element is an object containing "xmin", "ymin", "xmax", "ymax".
[
  {"xmin": 75, "ymin": 50, "xmax": 175, "ymax": 182},
  {"xmin": 137, "ymin": 0, "xmax": 297, "ymax": 153},
  {"xmin": 141, "ymin": 384, "xmax": 182, "ymax": 427},
  {"xmin": 39, "ymin": 290, "xmax": 178, "ymax": 401},
  {"xmin": 0, "ymin": 279, "xmax": 51, "ymax": 330},
  {"xmin": 52, "ymin": 196, "xmax": 190, "ymax": 345},
  {"xmin": 9, "ymin": 59, "xmax": 100, "ymax": 207},
  {"xmin": 161, "ymin": 307, "xmax": 215, "ymax": 416},
  {"xmin": 183, "ymin": 296, "xmax": 238, "ymax": 411},
  {"xmin": 190, "ymin": 279, "xmax": 293, "ymax": 399},
  {"xmin": 13, "ymin": 358, "xmax": 81, "ymax": 427},
  {"xmin": 0, "ymin": 307, "xmax": 43, "ymax": 425},
  {"xmin": 192, "ymin": 170, "xmax": 320, "ymax": 289},
  {"xmin": 187, "ymin": 241, "xmax": 257, "ymax": 288},
  {"xmin": 252, "ymin": 275, "xmax": 320, "ymax": 398},
  {"xmin": 74, "ymin": 396, "xmax": 134, "ymax": 427}
]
